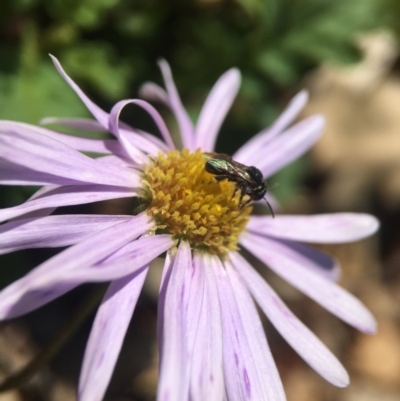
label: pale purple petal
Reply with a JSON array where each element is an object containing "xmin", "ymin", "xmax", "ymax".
[
  {"xmin": 97, "ymin": 234, "xmax": 175, "ymax": 268},
  {"xmin": 195, "ymin": 68, "xmax": 241, "ymax": 152},
  {"xmin": 0, "ymin": 120, "xmax": 130, "ymax": 156},
  {"xmin": 233, "ymin": 91, "xmax": 309, "ymax": 164},
  {"xmin": 0, "ymin": 214, "xmax": 154, "ymax": 319},
  {"xmin": 79, "ymin": 266, "xmax": 149, "ymax": 401},
  {"xmin": 40, "ymin": 117, "xmax": 107, "ymax": 132},
  {"xmin": 241, "ymin": 232, "xmax": 377, "ymax": 334},
  {"xmin": 40, "ymin": 118, "xmax": 168, "ymax": 155},
  {"xmin": 252, "ymin": 115, "xmax": 325, "ymax": 178},
  {"xmin": 35, "ymin": 212, "xmax": 152, "ymax": 274},
  {"xmin": 231, "ymin": 252, "xmax": 349, "ymax": 387},
  {"xmin": 157, "ymin": 241, "xmax": 191, "ymax": 401},
  {"xmin": 156, "ymin": 251, "xmax": 171, "ymax": 358},
  {"xmin": 70, "ymin": 235, "xmax": 171, "ymax": 283},
  {"xmin": 130, "ymin": 127, "xmax": 171, "ymax": 151},
  {"xmin": 9, "ymin": 208, "xmax": 56, "ymax": 221},
  {"xmin": 50, "ymin": 55, "xmax": 167, "ymax": 154},
  {"xmin": 0, "ymin": 127, "xmax": 138, "ymax": 187},
  {"xmin": 212, "ymin": 255, "xmax": 286, "ymax": 401},
  {"xmin": 96, "ymin": 154, "xmax": 134, "ymax": 168},
  {"xmin": 0, "ymin": 185, "xmax": 136, "ymax": 223},
  {"xmin": 0, "ymin": 215, "xmax": 132, "ymax": 254},
  {"xmin": 224, "ymin": 258, "xmax": 287, "ymax": 400},
  {"xmin": 247, "ymin": 213, "xmax": 380, "ymax": 243},
  {"xmin": 109, "ymin": 99, "xmax": 175, "ymax": 153},
  {"xmin": 0, "ymin": 159, "xmax": 77, "ymax": 186},
  {"xmin": 279, "ymin": 240, "xmax": 340, "ymax": 281},
  {"xmin": 109, "ymin": 100, "xmax": 155, "ymax": 163},
  {"xmin": 50, "ymin": 55, "xmax": 110, "ymax": 128},
  {"xmin": 189, "ymin": 253, "xmax": 224, "ymax": 401},
  {"xmin": 183, "ymin": 252, "xmax": 205, "ymax": 352},
  {"xmin": 157, "ymin": 60, "xmax": 195, "ymax": 149},
  {"xmin": 139, "ymin": 81, "xmax": 169, "ymax": 105}
]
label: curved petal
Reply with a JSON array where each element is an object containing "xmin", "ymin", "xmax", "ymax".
[
  {"xmin": 231, "ymin": 252, "xmax": 349, "ymax": 387},
  {"xmin": 0, "ymin": 184, "xmax": 137, "ymax": 223},
  {"xmin": 0, "ymin": 214, "xmax": 132, "ymax": 254},
  {"xmin": 79, "ymin": 266, "xmax": 149, "ymax": 401},
  {"xmin": 247, "ymin": 213, "xmax": 380, "ymax": 243},
  {"xmin": 233, "ymin": 91, "xmax": 309, "ymax": 164},
  {"xmin": 50, "ymin": 56, "xmax": 167, "ymax": 155},
  {"xmin": 241, "ymin": 232, "xmax": 377, "ymax": 334},
  {"xmin": 189, "ymin": 253, "xmax": 224, "ymax": 401},
  {"xmin": 157, "ymin": 241, "xmax": 192, "ymax": 401},
  {"xmin": 158, "ymin": 60, "xmax": 195, "ymax": 149},
  {"xmin": 109, "ymin": 99, "xmax": 175, "ymax": 153},
  {"xmin": 109, "ymin": 101, "xmax": 154, "ymax": 163},
  {"xmin": 139, "ymin": 81, "xmax": 169, "ymax": 105},
  {"xmin": 195, "ymin": 68, "xmax": 241, "ymax": 152},
  {"xmin": 50, "ymin": 55, "xmax": 110, "ymax": 128},
  {"xmin": 0, "ymin": 126, "xmax": 138, "ymax": 188},
  {"xmin": 212, "ymin": 256, "xmax": 286, "ymax": 401},
  {"xmin": 41, "ymin": 119, "xmax": 168, "ymax": 155},
  {"xmin": 255, "ymin": 115, "xmax": 325, "ymax": 178},
  {"xmin": 0, "ymin": 214, "xmax": 155, "ymax": 319}
]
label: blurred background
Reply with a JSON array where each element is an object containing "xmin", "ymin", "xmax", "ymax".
[{"xmin": 0, "ymin": 0, "xmax": 400, "ymax": 400}]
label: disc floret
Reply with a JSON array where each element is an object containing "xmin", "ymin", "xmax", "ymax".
[{"xmin": 142, "ymin": 149, "xmax": 251, "ymax": 255}]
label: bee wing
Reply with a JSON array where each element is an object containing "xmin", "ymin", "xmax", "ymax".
[{"xmin": 203, "ymin": 152, "xmax": 232, "ymax": 162}]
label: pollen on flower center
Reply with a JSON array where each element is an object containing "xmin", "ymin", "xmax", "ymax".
[{"xmin": 141, "ymin": 149, "xmax": 252, "ymax": 255}]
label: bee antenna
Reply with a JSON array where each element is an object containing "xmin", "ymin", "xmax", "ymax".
[{"xmin": 263, "ymin": 197, "xmax": 275, "ymax": 218}]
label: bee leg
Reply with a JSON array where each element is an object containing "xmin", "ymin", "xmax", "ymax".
[
  {"xmin": 237, "ymin": 184, "xmax": 248, "ymax": 208},
  {"xmin": 239, "ymin": 196, "xmax": 252, "ymax": 209},
  {"xmin": 214, "ymin": 175, "xmax": 230, "ymax": 182},
  {"xmin": 231, "ymin": 185, "xmax": 240, "ymax": 200}
]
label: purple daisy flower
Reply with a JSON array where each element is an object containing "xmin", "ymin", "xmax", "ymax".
[{"xmin": 0, "ymin": 56, "xmax": 379, "ymax": 401}]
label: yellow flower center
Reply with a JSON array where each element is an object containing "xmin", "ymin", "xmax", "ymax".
[{"xmin": 141, "ymin": 149, "xmax": 251, "ymax": 255}]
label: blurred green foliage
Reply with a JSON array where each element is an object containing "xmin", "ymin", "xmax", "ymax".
[{"xmin": 0, "ymin": 0, "xmax": 398, "ymax": 202}]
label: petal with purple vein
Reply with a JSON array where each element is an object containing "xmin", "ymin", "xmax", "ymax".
[
  {"xmin": 189, "ymin": 253, "xmax": 224, "ymax": 401},
  {"xmin": 0, "ymin": 127, "xmax": 137, "ymax": 187},
  {"xmin": 231, "ymin": 252, "xmax": 349, "ymax": 387},
  {"xmin": 0, "ymin": 120, "xmax": 122, "ymax": 155},
  {"xmin": 247, "ymin": 213, "xmax": 379, "ymax": 243},
  {"xmin": 0, "ymin": 159, "xmax": 78, "ymax": 186},
  {"xmin": 78, "ymin": 266, "xmax": 149, "ymax": 401},
  {"xmin": 0, "ymin": 214, "xmax": 131, "ymax": 254},
  {"xmin": 157, "ymin": 241, "xmax": 191, "ymax": 401},
  {"xmin": 41, "ymin": 117, "xmax": 167, "ymax": 155},
  {"xmin": 0, "ymin": 216, "xmax": 159, "ymax": 319},
  {"xmin": 241, "ymin": 232, "xmax": 377, "ymax": 334},
  {"xmin": 224, "ymin": 258, "xmax": 286, "ymax": 401},
  {"xmin": 0, "ymin": 184, "xmax": 137, "ymax": 223},
  {"xmin": 213, "ymin": 256, "xmax": 286, "ymax": 401}
]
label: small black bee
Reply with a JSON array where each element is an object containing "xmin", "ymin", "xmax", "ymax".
[{"xmin": 203, "ymin": 153, "xmax": 274, "ymax": 217}]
